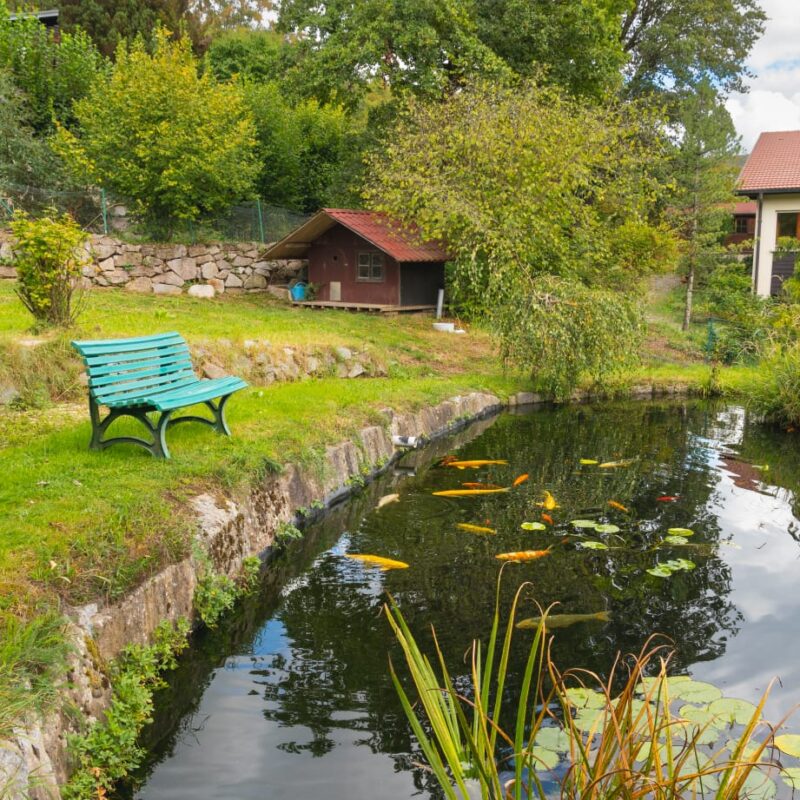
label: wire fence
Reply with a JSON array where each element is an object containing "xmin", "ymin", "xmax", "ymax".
[{"xmin": 0, "ymin": 182, "xmax": 311, "ymax": 244}]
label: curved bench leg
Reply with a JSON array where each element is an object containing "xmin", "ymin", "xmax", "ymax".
[
  {"xmin": 209, "ymin": 395, "xmax": 232, "ymax": 436},
  {"xmin": 88, "ymin": 398, "xmax": 174, "ymax": 459}
]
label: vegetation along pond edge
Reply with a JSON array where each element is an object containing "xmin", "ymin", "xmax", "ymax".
[{"xmin": 0, "ymin": 382, "xmax": 700, "ymax": 800}]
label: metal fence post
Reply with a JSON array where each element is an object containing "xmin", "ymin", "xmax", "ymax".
[
  {"xmin": 100, "ymin": 188, "xmax": 109, "ymax": 235},
  {"xmin": 256, "ymin": 197, "xmax": 266, "ymax": 244}
]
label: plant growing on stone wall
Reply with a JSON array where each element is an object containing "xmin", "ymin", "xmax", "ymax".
[
  {"xmin": 63, "ymin": 618, "xmax": 190, "ymax": 800},
  {"xmin": 11, "ymin": 210, "xmax": 89, "ymax": 327},
  {"xmin": 193, "ymin": 549, "xmax": 262, "ymax": 628}
]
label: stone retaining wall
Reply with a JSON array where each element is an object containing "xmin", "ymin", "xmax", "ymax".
[{"xmin": 0, "ymin": 233, "xmax": 305, "ymax": 296}]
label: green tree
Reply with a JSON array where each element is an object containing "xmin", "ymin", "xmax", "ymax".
[
  {"xmin": 367, "ymin": 80, "xmax": 675, "ymax": 395},
  {"xmin": 667, "ymin": 80, "xmax": 740, "ymax": 330},
  {"xmin": 620, "ymin": 0, "xmax": 766, "ymax": 98},
  {"xmin": 55, "ymin": 30, "xmax": 258, "ymax": 225},
  {"xmin": 473, "ymin": 0, "xmax": 629, "ymax": 98},
  {"xmin": 0, "ymin": 6, "xmax": 105, "ymax": 132},
  {"xmin": 276, "ymin": 0, "xmax": 509, "ymax": 108},
  {"xmin": 206, "ymin": 28, "xmax": 289, "ymax": 83}
]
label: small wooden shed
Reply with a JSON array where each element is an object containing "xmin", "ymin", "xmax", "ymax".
[{"xmin": 263, "ymin": 208, "xmax": 449, "ymax": 310}]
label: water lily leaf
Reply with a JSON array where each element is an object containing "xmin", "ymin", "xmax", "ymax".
[
  {"xmin": 647, "ymin": 565, "xmax": 673, "ymax": 578},
  {"xmin": 521, "ymin": 521, "xmax": 547, "ymax": 531},
  {"xmin": 634, "ymin": 741, "xmax": 672, "ymax": 765},
  {"xmin": 530, "ymin": 746, "xmax": 560, "ymax": 770},
  {"xmin": 724, "ymin": 738, "xmax": 764, "ymax": 761},
  {"xmin": 534, "ymin": 726, "xmax": 571, "ymax": 753},
  {"xmin": 565, "ymin": 687, "xmax": 606, "ymax": 709},
  {"xmin": 740, "ymin": 770, "xmax": 776, "ymax": 800},
  {"xmin": 671, "ymin": 680, "xmax": 723, "ymax": 704},
  {"xmin": 577, "ymin": 540, "xmax": 609, "ymax": 550},
  {"xmin": 594, "ymin": 524, "xmax": 620, "ymax": 534},
  {"xmin": 571, "ymin": 519, "xmax": 598, "ymax": 528},
  {"xmin": 667, "ymin": 528, "xmax": 695, "ymax": 536},
  {"xmin": 707, "ymin": 697, "xmax": 759, "ymax": 726},
  {"xmin": 573, "ymin": 707, "xmax": 605, "ymax": 733},
  {"xmin": 679, "ymin": 704, "xmax": 726, "ymax": 728},
  {"xmin": 782, "ymin": 768, "xmax": 800, "ymax": 790},
  {"xmin": 663, "ymin": 535, "xmax": 689, "ymax": 545},
  {"xmin": 580, "ymin": 459, "xmax": 599, "ymax": 465},
  {"xmin": 775, "ymin": 734, "xmax": 800, "ymax": 758},
  {"xmin": 637, "ymin": 675, "xmax": 691, "ymax": 695},
  {"xmin": 664, "ymin": 558, "xmax": 696, "ymax": 572}
]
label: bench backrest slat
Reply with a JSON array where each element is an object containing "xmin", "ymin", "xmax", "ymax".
[{"xmin": 72, "ymin": 332, "xmax": 200, "ymax": 407}]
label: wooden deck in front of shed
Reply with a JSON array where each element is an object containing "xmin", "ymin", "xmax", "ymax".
[{"xmin": 292, "ymin": 300, "xmax": 436, "ymax": 313}]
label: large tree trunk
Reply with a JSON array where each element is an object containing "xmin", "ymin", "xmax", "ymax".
[{"xmin": 683, "ymin": 178, "xmax": 700, "ymax": 331}]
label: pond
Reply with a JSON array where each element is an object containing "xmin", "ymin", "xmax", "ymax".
[{"xmin": 131, "ymin": 400, "xmax": 800, "ymax": 800}]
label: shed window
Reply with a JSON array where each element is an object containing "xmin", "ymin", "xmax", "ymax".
[
  {"xmin": 777, "ymin": 212, "xmax": 800, "ymax": 242},
  {"xmin": 734, "ymin": 216, "xmax": 750, "ymax": 234},
  {"xmin": 357, "ymin": 252, "xmax": 384, "ymax": 282}
]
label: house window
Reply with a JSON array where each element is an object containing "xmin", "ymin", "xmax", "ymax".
[
  {"xmin": 777, "ymin": 212, "xmax": 800, "ymax": 241},
  {"xmin": 734, "ymin": 216, "xmax": 750, "ymax": 234},
  {"xmin": 357, "ymin": 252, "xmax": 384, "ymax": 282}
]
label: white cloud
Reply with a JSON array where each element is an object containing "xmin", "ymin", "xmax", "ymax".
[{"xmin": 726, "ymin": 0, "xmax": 800, "ymax": 151}]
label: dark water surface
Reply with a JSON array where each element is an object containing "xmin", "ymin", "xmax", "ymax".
[{"xmin": 133, "ymin": 401, "xmax": 800, "ymax": 800}]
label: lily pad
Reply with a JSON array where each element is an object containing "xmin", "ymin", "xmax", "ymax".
[
  {"xmin": 667, "ymin": 528, "xmax": 695, "ymax": 536},
  {"xmin": 665, "ymin": 558, "xmax": 696, "ymax": 571},
  {"xmin": 530, "ymin": 746, "xmax": 561, "ymax": 770},
  {"xmin": 723, "ymin": 738, "xmax": 764, "ymax": 760},
  {"xmin": 782, "ymin": 768, "xmax": 800, "ymax": 790},
  {"xmin": 740, "ymin": 770, "xmax": 776, "ymax": 800},
  {"xmin": 595, "ymin": 524, "xmax": 620, "ymax": 534},
  {"xmin": 521, "ymin": 521, "xmax": 547, "ymax": 531},
  {"xmin": 571, "ymin": 519, "xmax": 599, "ymax": 529},
  {"xmin": 577, "ymin": 540, "xmax": 609, "ymax": 550},
  {"xmin": 663, "ymin": 535, "xmax": 689, "ymax": 545},
  {"xmin": 573, "ymin": 707, "xmax": 605, "ymax": 733},
  {"xmin": 637, "ymin": 675, "xmax": 691, "ymax": 695},
  {"xmin": 672, "ymin": 680, "xmax": 723, "ymax": 704},
  {"xmin": 707, "ymin": 697, "xmax": 759, "ymax": 726},
  {"xmin": 679, "ymin": 704, "xmax": 726, "ymax": 728},
  {"xmin": 775, "ymin": 734, "xmax": 800, "ymax": 758},
  {"xmin": 534, "ymin": 726, "xmax": 571, "ymax": 752},
  {"xmin": 565, "ymin": 687, "xmax": 606, "ymax": 709},
  {"xmin": 647, "ymin": 565, "xmax": 673, "ymax": 578}
]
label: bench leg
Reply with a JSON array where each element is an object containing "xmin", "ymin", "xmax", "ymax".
[
  {"xmin": 88, "ymin": 398, "xmax": 175, "ymax": 459},
  {"xmin": 168, "ymin": 396, "xmax": 233, "ymax": 437}
]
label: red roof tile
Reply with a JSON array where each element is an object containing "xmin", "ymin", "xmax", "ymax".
[
  {"xmin": 734, "ymin": 201, "xmax": 757, "ymax": 215},
  {"xmin": 738, "ymin": 131, "xmax": 800, "ymax": 193},
  {"xmin": 322, "ymin": 209, "xmax": 448, "ymax": 262}
]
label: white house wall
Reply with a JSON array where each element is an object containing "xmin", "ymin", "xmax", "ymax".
[{"xmin": 753, "ymin": 193, "xmax": 800, "ymax": 296}]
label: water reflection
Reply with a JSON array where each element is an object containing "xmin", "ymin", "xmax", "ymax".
[{"xmin": 131, "ymin": 401, "xmax": 800, "ymax": 800}]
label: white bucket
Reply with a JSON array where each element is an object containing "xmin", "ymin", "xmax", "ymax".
[{"xmin": 432, "ymin": 322, "xmax": 455, "ymax": 332}]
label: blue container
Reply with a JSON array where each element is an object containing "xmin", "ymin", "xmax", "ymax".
[{"xmin": 290, "ymin": 282, "xmax": 307, "ymax": 302}]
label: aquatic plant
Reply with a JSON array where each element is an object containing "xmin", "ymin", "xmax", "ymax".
[{"xmin": 386, "ymin": 581, "xmax": 793, "ymax": 800}]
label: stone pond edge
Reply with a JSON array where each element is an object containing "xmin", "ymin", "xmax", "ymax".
[{"xmin": 0, "ymin": 381, "xmax": 697, "ymax": 799}]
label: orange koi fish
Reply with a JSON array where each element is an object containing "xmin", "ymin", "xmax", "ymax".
[
  {"xmin": 657, "ymin": 495, "xmax": 679, "ymax": 502},
  {"xmin": 433, "ymin": 488, "xmax": 510, "ymax": 497},
  {"xmin": 437, "ymin": 455, "xmax": 458, "ymax": 466},
  {"xmin": 535, "ymin": 490, "xmax": 559, "ymax": 511},
  {"xmin": 513, "ymin": 473, "xmax": 530, "ymax": 487},
  {"xmin": 445, "ymin": 459, "xmax": 509, "ymax": 469},
  {"xmin": 541, "ymin": 513, "xmax": 554, "ymax": 525},
  {"xmin": 345, "ymin": 554, "xmax": 409, "ymax": 571},
  {"xmin": 457, "ymin": 523, "xmax": 496, "ymax": 535},
  {"xmin": 495, "ymin": 547, "xmax": 553, "ymax": 562},
  {"xmin": 608, "ymin": 500, "xmax": 629, "ymax": 513},
  {"xmin": 461, "ymin": 482, "xmax": 502, "ymax": 490}
]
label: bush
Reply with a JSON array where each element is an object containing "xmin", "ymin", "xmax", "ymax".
[
  {"xmin": 10, "ymin": 210, "xmax": 89, "ymax": 327},
  {"xmin": 745, "ymin": 345, "xmax": 800, "ymax": 426}
]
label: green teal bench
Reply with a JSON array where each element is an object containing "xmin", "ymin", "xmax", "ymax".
[{"xmin": 71, "ymin": 332, "xmax": 248, "ymax": 459}]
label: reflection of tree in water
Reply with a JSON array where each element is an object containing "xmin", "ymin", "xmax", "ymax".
[{"xmin": 134, "ymin": 400, "xmax": 755, "ymax": 799}]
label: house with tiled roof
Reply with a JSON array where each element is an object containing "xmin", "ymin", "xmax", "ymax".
[
  {"xmin": 737, "ymin": 131, "xmax": 800, "ymax": 295},
  {"xmin": 263, "ymin": 209, "xmax": 449, "ymax": 310}
]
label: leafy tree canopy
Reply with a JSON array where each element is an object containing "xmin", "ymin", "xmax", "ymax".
[
  {"xmin": 621, "ymin": 0, "xmax": 766, "ymax": 97},
  {"xmin": 0, "ymin": 5, "xmax": 105, "ymax": 132},
  {"xmin": 366, "ymin": 80, "xmax": 676, "ymax": 395},
  {"xmin": 55, "ymin": 29, "xmax": 258, "ymax": 222}
]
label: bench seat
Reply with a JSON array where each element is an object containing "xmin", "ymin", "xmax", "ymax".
[{"xmin": 72, "ymin": 332, "xmax": 248, "ymax": 459}]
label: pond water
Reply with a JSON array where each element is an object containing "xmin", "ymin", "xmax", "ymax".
[{"xmin": 132, "ymin": 401, "xmax": 800, "ymax": 800}]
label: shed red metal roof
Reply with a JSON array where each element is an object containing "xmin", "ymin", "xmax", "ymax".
[
  {"xmin": 734, "ymin": 201, "xmax": 757, "ymax": 215},
  {"xmin": 262, "ymin": 208, "xmax": 449, "ymax": 262},
  {"xmin": 738, "ymin": 131, "xmax": 800, "ymax": 193}
]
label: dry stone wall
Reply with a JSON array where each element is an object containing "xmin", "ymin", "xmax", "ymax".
[{"xmin": 0, "ymin": 233, "xmax": 305, "ymax": 296}]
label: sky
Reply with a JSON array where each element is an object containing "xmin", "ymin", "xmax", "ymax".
[{"xmin": 726, "ymin": 0, "xmax": 800, "ymax": 152}]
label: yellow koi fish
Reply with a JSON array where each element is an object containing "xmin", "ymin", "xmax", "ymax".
[
  {"xmin": 495, "ymin": 547, "xmax": 553, "ymax": 562},
  {"xmin": 456, "ymin": 523, "xmax": 496, "ymax": 535},
  {"xmin": 535, "ymin": 490, "xmax": 559, "ymax": 510},
  {"xmin": 376, "ymin": 493, "xmax": 400, "ymax": 509},
  {"xmin": 445, "ymin": 459, "xmax": 509, "ymax": 469},
  {"xmin": 433, "ymin": 488, "xmax": 510, "ymax": 497},
  {"xmin": 517, "ymin": 610, "xmax": 610, "ymax": 630},
  {"xmin": 607, "ymin": 500, "xmax": 629, "ymax": 513},
  {"xmin": 580, "ymin": 459, "xmax": 599, "ymax": 465},
  {"xmin": 461, "ymin": 482, "xmax": 502, "ymax": 489},
  {"xmin": 345, "ymin": 554, "xmax": 409, "ymax": 571},
  {"xmin": 599, "ymin": 459, "xmax": 635, "ymax": 469}
]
